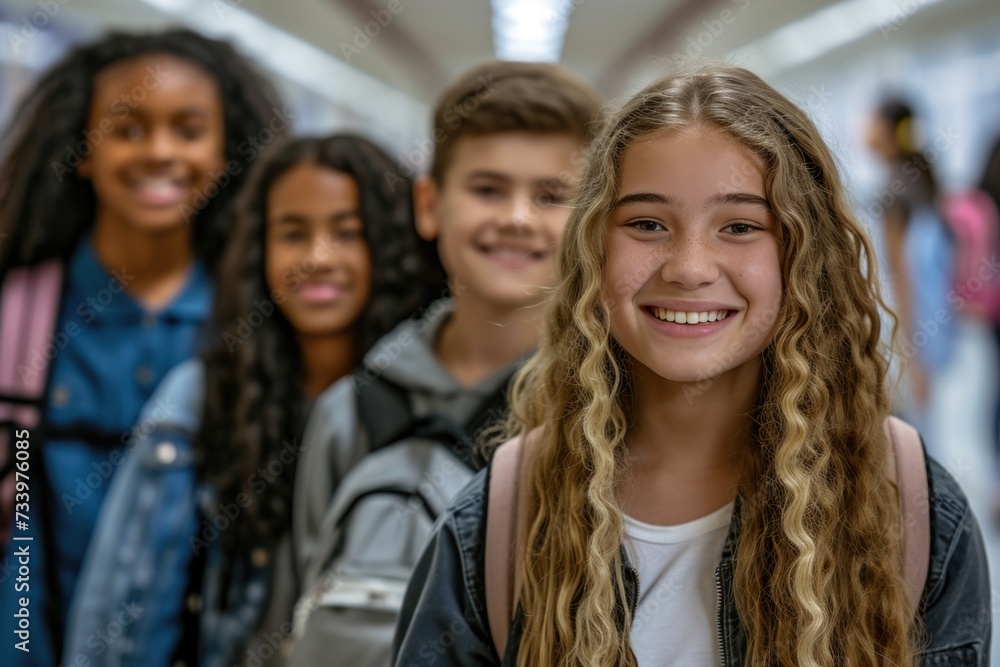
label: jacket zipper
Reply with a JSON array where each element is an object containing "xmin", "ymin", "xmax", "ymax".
[
  {"xmin": 627, "ymin": 564, "xmax": 639, "ymax": 620},
  {"xmin": 715, "ymin": 565, "xmax": 725, "ymax": 666}
]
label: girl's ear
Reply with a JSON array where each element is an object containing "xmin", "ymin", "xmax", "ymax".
[{"xmin": 413, "ymin": 176, "xmax": 440, "ymax": 242}]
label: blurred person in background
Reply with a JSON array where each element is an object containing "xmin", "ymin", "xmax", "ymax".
[
  {"xmin": 0, "ymin": 28, "xmax": 284, "ymax": 665},
  {"xmin": 866, "ymin": 98, "xmax": 956, "ymax": 433},
  {"xmin": 977, "ymin": 134, "xmax": 1000, "ymax": 517},
  {"xmin": 63, "ymin": 135, "xmax": 445, "ymax": 667}
]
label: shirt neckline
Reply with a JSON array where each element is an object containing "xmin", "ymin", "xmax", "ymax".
[
  {"xmin": 68, "ymin": 234, "xmax": 211, "ymax": 322},
  {"xmin": 623, "ymin": 501, "xmax": 735, "ymax": 545}
]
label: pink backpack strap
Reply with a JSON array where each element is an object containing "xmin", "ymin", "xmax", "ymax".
[
  {"xmin": 485, "ymin": 434, "xmax": 527, "ymax": 661},
  {"xmin": 0, "ymin": 260, "xmax": 64, "ymax": 543},
  {"xmin": 484, "ymin": 419, "xmax": 930, "ymax": 661},
  {"xmin": 884, "ymin": 416, "xmax": 930, "ymax": 615},
  {"xmin": 0, "ymin": 259, "xmax": 64, "ymax": 417}
]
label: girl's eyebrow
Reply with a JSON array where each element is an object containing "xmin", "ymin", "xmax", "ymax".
[
  {"xmin": 330, "ymin": 209, "xmax": 361, "ymax": 223},
  {"xmin": 173, "ymin": 107, "xmax": 212, "ymax": 118},
  {"xmin": 272, "ymin": 214, "xmax": 308, "ymax": 224},
  {"xmin": 612, "ymin": 192, "xmax": 677, "ymax": 210},
  {"xmin": 111, "ymin": 106, "xmax": 212, "ymax": 120},
  {"xmin": 705, "ymin": 192, "xmax": 772, "ymax": 212},
  {"xmin": 611, "ymin": 191, "xmax": 772, "ymax": 212},
  {"xmin": 271, "ymin": 209, "xmax": 361, "ymax": 224}
]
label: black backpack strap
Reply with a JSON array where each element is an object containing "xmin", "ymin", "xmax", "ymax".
[
  {"xmin": 41, "ymin": 425, "xmax": 130, "ymax": 449},
  {"xmin": 357, "ymin": 375, "xmax": 472, "ymax": 459},
  {"xmin": 356, "ymin": 373, "xmax": 414, "ymax": 452},
  {"xmin": 455, "ymin": 372, "xmax": 517, "ymax": 470},
  {"xmin": 355, "ymin": 367, "xmax": 517, "ymax": 468},
  {"xmin": 466, "ymin": 373, "xmax": 515, "ymax": 439}
]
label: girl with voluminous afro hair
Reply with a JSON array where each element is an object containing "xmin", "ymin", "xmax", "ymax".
[
  {"xmin": 0, "ymin": 28, "xmax": 286, "ymax": 667},
  {"xmin": 0, "ymin": 27, "xmax": 285, "ymax": 274}
]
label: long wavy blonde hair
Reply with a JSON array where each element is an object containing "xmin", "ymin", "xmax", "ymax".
[{"xmin": 505, "ymin": 64, "xmax": 919, "ymax": 666}]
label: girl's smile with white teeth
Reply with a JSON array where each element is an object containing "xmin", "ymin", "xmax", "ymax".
[
  {"xmin": 646, "ymin": 307, "xmax": 731, "ymax": 324},
  {"xmin": 130, "ymin": 177, "xmax": 189, "ymax": 206}
]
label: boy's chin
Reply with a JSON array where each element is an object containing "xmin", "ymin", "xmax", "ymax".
[
  {"xmin": 460, "ymin": 282, "xmax": 550, "ymax": 312},
  {"xmin": 456, "ymin": 264, "xmax": 555, "ymax": 305}
]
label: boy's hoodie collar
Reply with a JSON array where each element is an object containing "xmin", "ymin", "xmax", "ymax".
[{"xmin": 361, "ymin": 298, "xmax": 526, "ymax": 398}]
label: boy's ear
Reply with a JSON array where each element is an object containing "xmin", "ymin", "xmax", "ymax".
[{"xmin": 413, "ymin": 176, "xmax": 440, "ymax": 242}]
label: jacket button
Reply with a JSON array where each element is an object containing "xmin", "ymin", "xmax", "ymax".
[
  {"xmin": 51, "ymin": 384, "xmax": 71, "ymax": 408},
  {"xmin": 155, "ymin": 442, "xmax": 178, "ymax": 465},
  {"xmin": 186, "ymin": 594, "xmax": 201, "ymax": 612},
  {"xmin": 251, "ymin": 548, "xmax": 269, "ymax": 567},
  {"xmin": 136, "ymin": 365, "xmax": 153, "ymax": 385}
]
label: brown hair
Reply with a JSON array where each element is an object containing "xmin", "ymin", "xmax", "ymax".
[{"xmin": 429, "ymin": 60, "xmax": 603, "ymax": 184}]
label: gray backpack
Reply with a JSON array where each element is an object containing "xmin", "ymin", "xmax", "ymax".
[{"xmin": 289, "ymin": 376, "xmax": 508, "ymax": 666}]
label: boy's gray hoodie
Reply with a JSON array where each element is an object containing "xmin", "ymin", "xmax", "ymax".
[{"xmin": 291, "ymin": 298, "xmax": 518, "ymax": 580}]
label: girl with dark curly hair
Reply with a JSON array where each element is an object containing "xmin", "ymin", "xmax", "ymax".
[
  {"xmin": 0, "ymin": 28, "xmax": 286, "ymax": 665},
  {"xmin": 64, "ymin": 134, "xmax": 444, "ymax": 667}
]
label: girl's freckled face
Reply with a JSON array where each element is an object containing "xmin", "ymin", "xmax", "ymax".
[{"xmin": 603, "ymin": 127, "xmax": 783, "ymax": 385}]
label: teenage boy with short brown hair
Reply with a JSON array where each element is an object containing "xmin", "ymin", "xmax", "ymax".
[{"xmin": 289, "ymin": 60, "xmax": 603, "ymax": 666}]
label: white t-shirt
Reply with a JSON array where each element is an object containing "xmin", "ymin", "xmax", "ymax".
[{"xmin": 623, "ymin": 502, "xmax": 734, "ymax": 666}]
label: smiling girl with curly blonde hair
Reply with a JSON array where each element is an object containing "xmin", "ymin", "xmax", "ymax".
[{"xmin": 392, "ymin": 64, "xmax": 991, "ymax": 667}]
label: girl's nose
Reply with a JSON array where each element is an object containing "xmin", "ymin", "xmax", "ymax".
[
  {"xmin": 308, "ymin": 235, "xmax": 340, "ymax": 275},
  {"xmin": 659, "ymin": 235, "xmax": 720, "ymax": 289},
  {"xmin": 143, "ymin": 126, "xmax": 177, "ymax": 163}
]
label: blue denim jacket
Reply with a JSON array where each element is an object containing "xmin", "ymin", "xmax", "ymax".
[
  {"xmin": 394, "ymin": 451, "xmax": 992, "ymax": 666},
  {"xmin": 61, "ymin": 359, "xmax": 204, "ymax": 667},
  {"xmin": 62, "ymin": 360, "xmax": 275, "ymax": 667}
]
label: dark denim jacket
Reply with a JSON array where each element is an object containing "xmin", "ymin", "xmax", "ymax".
[{"xmin": 394, "ymin": 452, "xmax": 992, "ymax": 666}]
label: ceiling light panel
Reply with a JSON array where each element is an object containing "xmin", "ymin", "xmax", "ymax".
[{"xmin": 492, "ymin": 0, "xmax": 572, "ymax": 62}]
